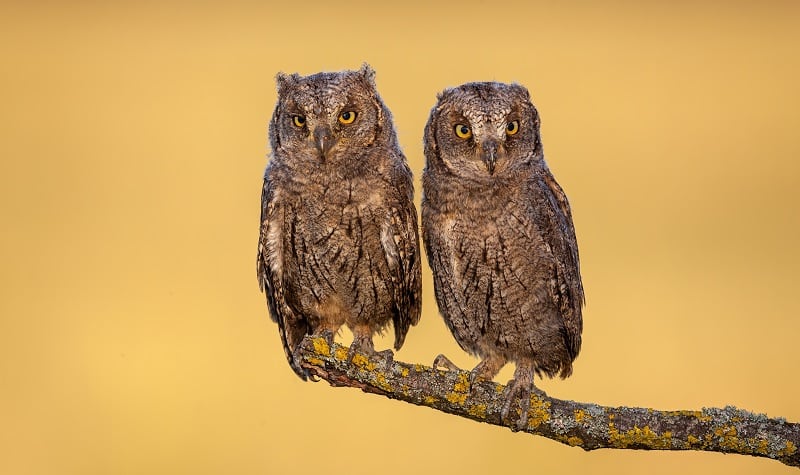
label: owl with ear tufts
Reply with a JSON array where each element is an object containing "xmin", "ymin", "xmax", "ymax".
[
  {"xmin": 422, "ymin": 82, "xmax": 584, "ymax": 429},
  {"xmin": 257, "ymin": 64, "xmax": 422, "ymax": 379}
]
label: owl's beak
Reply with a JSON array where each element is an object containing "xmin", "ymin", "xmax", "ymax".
[
  {"xmin": 313, "ymin": 125, "xmax": 335, "ymax": 158},
  {"xmin": 480, "ymin": 139, "xmax": 499, "ymax": 175}
]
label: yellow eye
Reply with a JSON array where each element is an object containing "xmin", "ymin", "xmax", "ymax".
[
  {"xmin": 292, "ymin": 115, "xmax": 306, "ymax": 127},
  {"xmin": 506, "ymin": 120, "xmax": 519, "ymax": 135},
  {"xmin": 454, "ymin": 124, "xmax": 472, "ymax": 139},
  {"xmin": 338, "ymin": 111, "xmax": 357, "ymax": 124}
]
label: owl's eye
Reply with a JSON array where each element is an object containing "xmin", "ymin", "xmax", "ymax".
[
  {"xmin": 292, "ymin": 115, "xmax": 306, "ymax": 127},
  {"xmin": 506, "ymin": 120, "xmax": 519, "ymax": 136},
  {"xmin": 454, "ymin": 124, "xmax": 472, "ymax": 139},
  {"xmin": 338, "ymin": 111, "xmax": 357, "ymax": 124}
]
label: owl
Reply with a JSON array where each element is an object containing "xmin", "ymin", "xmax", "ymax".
[
  {"xmin": 257, "ymin": 64, "xmax": 422, "ymax": 379},
  {"xmin": 421, "ymin": 82, "xmax": 584, "ymax": 428}
]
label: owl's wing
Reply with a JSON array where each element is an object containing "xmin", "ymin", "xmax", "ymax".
[
  {"xmin": 420, "ymin": 206, "xmax": 473, "ymax": 355},
  {"xmin": 538, "ymin": 165, "xmax": 584, "ymax": 367},
  {"xmin": 382, "ymin": 163, "xmax": 422, "ymax": 350},
  {"xmin": 257, "ymin": 172, "xmax": 309, "ymax": 380}
]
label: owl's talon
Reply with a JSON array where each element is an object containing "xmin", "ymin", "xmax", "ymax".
[
  {"xmin": 291, "ymin": 351, "xmax": 316, "ymax": 381},
  {"xmin": 347, "ymin": 335, "xmax": 379, "ymax": 364},
  {"xmin": 375, "ymin": 348, "xmax": 395, "ymax": 364},
  {"xmin": 500, "ymin": 385, "xmax": 531, "ymax": 432},
  {"xmin": 321, "ymin": 330, "xmax": 335, "ymax": 347},
  {"xmin": 346, "ymin": 345, "xmax": 363, "ymax": 364},
  {"xmin": 468, "ymin": 367, "xmax": 485, "ymax": 387},
  {"xmin": 468, "ymin": 354, "xmax": 506, "ymax": 386},
  {"xmin": 433, "ymin": 354, "xmax": 461, "ymax": 372},
  {"xmin": 500, "ymin": 362, "xmax": 536, "ymax": 432}
]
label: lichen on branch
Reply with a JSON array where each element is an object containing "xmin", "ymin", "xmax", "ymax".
[{"xmin": 297, "ymin": 336, "xmax": 800, "ymax": 468}]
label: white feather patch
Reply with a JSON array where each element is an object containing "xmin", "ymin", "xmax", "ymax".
[
  {"xmin": 381, "ymin": 220, "xmax": 398, "ymax": 271},
  {"xmin": 266, "ymin": 192, "xmax": 284, "ymax": 276}
]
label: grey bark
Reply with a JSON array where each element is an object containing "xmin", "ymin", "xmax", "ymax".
[{"xmin": 298, "ymin": 336, "xmax": 799, "ymax": 468}]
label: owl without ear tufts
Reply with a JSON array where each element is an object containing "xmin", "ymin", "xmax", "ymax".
[
  {"xmin": 422, "ymin": 82, "xmax": 584, "ymax": 428},
  {"xmin": 257, "ymin": 64, "xmax": 422, "ymax": 379}
]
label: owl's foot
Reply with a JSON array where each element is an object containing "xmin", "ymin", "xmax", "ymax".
[
  {"xmin": 433, "ymin": 354, "xmax": 462, "ymax": 372},
  {"xmin": 303, "ymin": 329, "xmax": 336, "ymax": 382},
  {"xmin": 347, "ymin": 335, "xmax": 394, "ymax": 365},
  {"xmin": 500, "ymin": 362, "xmax": 539, "ymax": 432},
  {"xmin": 290, "ymin": 349, "xmax": 315, "ymax": 381},
  {"xmin": 469, "ymin": 353, "xmax": 507, "ymax": 387}
]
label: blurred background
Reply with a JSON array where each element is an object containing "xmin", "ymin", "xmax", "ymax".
[{"xmin": 1, "ymin": 1, "xmax": 799, "ymax": 474}]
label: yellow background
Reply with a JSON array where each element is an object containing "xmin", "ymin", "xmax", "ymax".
[{"xmin": 2, "ymin": 1, "xmax": 799, "ymax": 474}]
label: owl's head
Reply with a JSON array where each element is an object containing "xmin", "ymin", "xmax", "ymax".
[
  {"xmin": 269, "ymin": 63, "xmax": 392, "ymax": 165},
  {"xmin": 424, "ymin": 82, "xmax": 542, "ymax": 180}
]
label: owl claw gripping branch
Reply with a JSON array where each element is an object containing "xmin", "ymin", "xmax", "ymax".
[
  {"xmin": 257, "ymin": 64, "xmax": 422, "ymax": 380},
  {"xmin": 422, "ymin": 82, "xmax": 584, "ymax": 431}
]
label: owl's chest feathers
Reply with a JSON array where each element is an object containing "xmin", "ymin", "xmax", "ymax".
[
  {"xmin": 433, "ymin": 175, "xmax": 528, "ymax": 229},
  {"xmin": 278, "ymin": 171, "xmax": 391, "ymax": 266},
  {"xmin": 277, "ymin": 174, "xmax": 394, "ymax": 316},
  {"xmin": 430, "ymin": 175, "xmax": 550, "ymax": 276},
  {"xmin": 285, "ymin": 173, "xmax": 388, "ymax": 219}
]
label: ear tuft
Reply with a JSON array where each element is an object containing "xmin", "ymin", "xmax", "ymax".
[
  {"xmin": 436, "ymin": 87, "xmax": 455, "ymax": 103},
  {"xmin": 276, "ymin": 72, "xmax": 299, "ymax": 94},
  {"xmin": 511, "ymin": 82, "xmax": 531, "ymax": 101},
  {"xmin": 359, "ymin": 63, "xmax": 376, "ymax": 86}
]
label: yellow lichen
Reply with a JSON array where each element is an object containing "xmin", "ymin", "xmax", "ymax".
[
  {"xmin": 414, "ymin": 364, "xmax": 426, "ymax": 373},
  {"xmin": 306, "ymin": 357, "xmax": 324, "ymax": 366},
  {"xmin": 446, "ymin": 392, "xmax": 467, "ymax": 405},
  {"xmin": 713, "ymin": 425, "xmax": 747, "ymax": 451},
  {"xmin": 350, "ymin": 353, "xmax": 376, "ymax": 371},
  {"xmin": 714, "ymin": 425, "xmax": 737, "ymax": 437},
  {"xmin": 334, "ymin": 346, "xmax": 348, "ymax": 360},
  {"xmin": 424, "ymin": 395, "xmax": 437, "ymax": 404},
  {"xmin": 756, "ymin": 439, "xmax": 770, "ymax": 455},
  {"xmin": 526, "ymin": 395, "xmax": 551, "ymax": 428},
  {"xmin": 778, "ymin": 441, "xmax": 797, "ymax": 457},
  {"xmin": 719, "ymin": 436, "xmax": 745, "ymax": 451},
  {"xmin": 609, "ymin": 424, "xmax": 672, "ymax": 449},
  {"xmin": 574, "ymin": 409, "xmax": 586, "ymax": 423},
  {"xmin": 687, "ymin": 435, "xmax": 700, "ymax": 446},
  {"xmin": 400, "ymin": 367, "xmax": 409, "ymax": 377},
  {"xmin": 453, "ymin": 373, "xmax": 470, "ymax": 393},
  {"xmin": 312, "ymin": 338, "xmax": 330, "ymax": 357},
  {"xmin": 566, "ymin": 436, "xmax": 583, "ymax": 446},
  {"xmin": 375, "ymin": 373, "xmax": 392, "ymax": 391},
  {"xmin": 664, "ymin": 410, "xmax": 712, "ymax": 423},
  {"xmin": 468, "ymin": 404, "xmax": 487, "ymax": 419}
]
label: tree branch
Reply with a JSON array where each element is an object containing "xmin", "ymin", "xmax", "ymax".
[{"xmin": 298, "ymin": 336, "xmax": 799, "ymax": 468}]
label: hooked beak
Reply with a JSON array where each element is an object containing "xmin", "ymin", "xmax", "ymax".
[
  {"xmin": 480, "ymin": 138, "xmax": 499, "ymax": 175},
  {"xmin": 313, "ymin": 126, "xmax": 335, "ymax": 158}
]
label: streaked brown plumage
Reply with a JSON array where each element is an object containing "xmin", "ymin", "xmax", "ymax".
[
  {"xmin": 422, "ymin": 82, "xmax": 583, "ymax": 427},
  {"xmin": 257, "ymin": 64, "xmax": 422, "ymax": 379}
]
